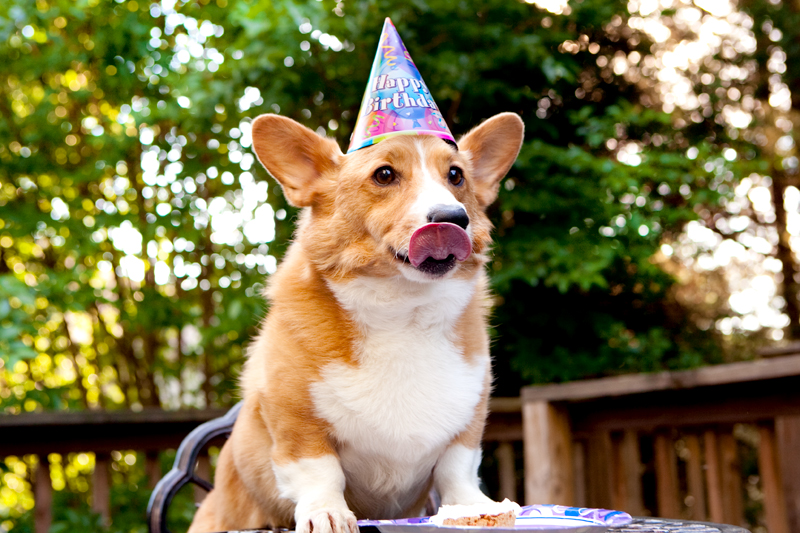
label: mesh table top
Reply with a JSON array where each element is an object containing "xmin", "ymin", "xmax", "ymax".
[
  {"xmin": 609, "ymin": 517, "xmax": 750, "ymax": 532},
  {"xmin": 212, "ymin": 519, "xmax": 751, "ymax": 533}
]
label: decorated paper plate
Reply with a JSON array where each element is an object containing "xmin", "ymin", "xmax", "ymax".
[{"xmin": 358, "ymin": 505, "xmax": 632, "ymax": 533}]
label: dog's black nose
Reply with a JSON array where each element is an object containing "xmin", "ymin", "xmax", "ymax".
[{"xmin": 427, "ymin": 204, "xmax": 469, "ymax": 230}]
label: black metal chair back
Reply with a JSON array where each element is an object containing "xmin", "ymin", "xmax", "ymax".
[{"xmin": 147, "ymin": 402, "xmax": 242, "ymax": 533}]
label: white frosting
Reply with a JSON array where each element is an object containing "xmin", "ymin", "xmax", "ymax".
[{"xmin": 430, "ymin": 499, "xmax": 521, "ymax": 526}]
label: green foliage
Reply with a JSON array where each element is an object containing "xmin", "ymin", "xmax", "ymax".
[
  {"xmin": 6, "ymin": 451, "xmax": 195, "ymax": 533},
  {"xmin": 488, "ymin": 98, "xmax": 730, "ymax": 388},
  {"xmin": 0, "ymin": 0, "xmax": 741, "ymax": 410}
]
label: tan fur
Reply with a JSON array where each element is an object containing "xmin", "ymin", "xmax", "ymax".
[{"xmin": 188, "ymin": 113, "xmax": 524, "ymax": 533}]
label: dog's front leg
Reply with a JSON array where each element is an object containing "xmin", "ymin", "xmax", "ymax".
[
  {"xmin": 274, "ymin": 453, "xmax": 357, "ymax": 533},
  {"xmin": 434, "ymin": 375, "xmax": 493, "ymax": 506},
  {"xmin": 268, "ymin": 398, "xmax": 357, "ymax": 533},
  {"xmin": 433, "ymin": 443, "xmax": 494, "ymax": 506}
]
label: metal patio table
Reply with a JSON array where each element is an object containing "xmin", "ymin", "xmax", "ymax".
[{"xmin": 207, "ymin": 521, "xmax": 751, "ymax": 533}]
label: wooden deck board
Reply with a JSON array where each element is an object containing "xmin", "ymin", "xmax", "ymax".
[{"xmin": 522, "ymin": 355, "xmax": 800, "ymax": 402}]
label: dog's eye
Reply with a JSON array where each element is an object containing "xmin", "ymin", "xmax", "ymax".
[
  {"xmin": 448, "ymin": 167, "xmax": 464, "ymax": 186},
  {"xmin": 373, "ymin": 166, "xmax": 396, "ymax": 186}
]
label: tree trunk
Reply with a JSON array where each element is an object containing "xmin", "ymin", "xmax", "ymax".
[{"xmin": 771, "ymin": 169, "xmax": 800, "ymax": 339}]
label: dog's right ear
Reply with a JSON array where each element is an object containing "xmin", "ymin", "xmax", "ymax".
[
  {"xmin": 458, "ymin": 113, "xmax": 524, "ymax": 208},
  {"xmin": 251, "ymin": 115, "xmax": 342, "ymax": 207}
]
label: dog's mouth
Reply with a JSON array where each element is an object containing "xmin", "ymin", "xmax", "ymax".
[
  {"xmin": 391, "ymin": 248, "xmax": 458, "ymax": 276},
  {"xmin": 391, "ymin": 223, "xmax": 471, "ymax": 277}
]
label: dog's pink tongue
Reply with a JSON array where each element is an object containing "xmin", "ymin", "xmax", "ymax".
[{"xmin": 408, "ymin": 223, "xmax": 471, "ymax": 267}]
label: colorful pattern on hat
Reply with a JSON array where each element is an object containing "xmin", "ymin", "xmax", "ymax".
[{"xmin": 347, "ymin": 18, "xmax": 455, "ymax": 153}]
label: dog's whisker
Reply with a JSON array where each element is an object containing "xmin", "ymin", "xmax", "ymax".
[{"xmin": 397, "ymin": 235, "xmax": 412, "ymax": 254}]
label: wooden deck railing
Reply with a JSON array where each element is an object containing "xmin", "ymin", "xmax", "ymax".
[
  {"xmin": 522, "ymin": 354, "xmax": 800, "ymax": 533},
  {"xmin": 0, "ymin": 398, "xmax": 522, "ymax": 533},
  {"xmin": 11, "ymin": 355, "xmax": 800, "ymax": 533},
  {"xmin": 14, "ymin": 352, "xmax": 800, "ymax": 533},
  {"xmin": 0, "ymin": 408, "xmax": 229, "ymax": 532}
]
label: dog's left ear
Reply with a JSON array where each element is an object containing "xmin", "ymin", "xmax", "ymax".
[
  {"xmin": 458, "ymin": 113, "xmax": 524, "ymax": 207},
  {"xmin": 251, "ymin": 114, "xmax": 342, "ymax": 207}
]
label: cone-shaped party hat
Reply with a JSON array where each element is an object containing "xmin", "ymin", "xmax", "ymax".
[{"xmin": 347, "ymin": 18, "xmax": 455, "ymax": 153}]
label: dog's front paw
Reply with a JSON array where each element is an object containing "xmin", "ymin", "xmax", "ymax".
[{"xmin": 296, "ymin": 508, "xmax": 358, "ymax": 533}]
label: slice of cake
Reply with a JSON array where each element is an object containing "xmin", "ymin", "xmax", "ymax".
[{"xmin": 431, "ymin": 499, "xmax": 521, "ymax": 527}]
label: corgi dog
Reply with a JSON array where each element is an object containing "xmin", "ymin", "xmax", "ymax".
[{"xmin": 188, "ymin": 112, "xmax": 524, "ymax": 533}]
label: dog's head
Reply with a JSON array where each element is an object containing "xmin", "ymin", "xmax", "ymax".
[{"xmin": 251, "ymin": 113, "xmax": 524, "ymax": 283}]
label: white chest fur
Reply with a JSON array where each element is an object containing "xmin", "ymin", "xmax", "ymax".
[{"xmin": 312, "ymin": 276, "xmax": 488, "ymax": 511}]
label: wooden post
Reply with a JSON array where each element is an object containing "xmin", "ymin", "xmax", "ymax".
[
  {"xmin": 610, "ymin": 432, "xmax": 625, "ymax": 512},
  {"xmin": 758, "ymin": 423, "xmax": 789, "ymax": 533},
  {"xmin": 776, "ymin": 415, "xmax": 800, "ymax": 533},
  {"xmin": 719, "ymin": 431, "xmax": 744, "ymax": 526},
  {"xmin": 704, "ymin": 430, "xmax": 724, "ymax": 523},
  {"xmin": 653, "ymin": 430, "xmax": 680, "ymax": 518},
  {"xmin": 685, "ymin": 433, "xmax": 707, "ymax": 521},
  {"xmin": 92, "ymin": 452, "xmax": 111, "ymax": 527},
  {"xmin": 572, "ymin": 440, "xmax": 587, "ymax": 508},
  {"xmin": 522, "ymin": 400, "xmax": 574, "ymax": 505},
  {"xmin": 585, "ymin": 430, "xmax": 613, "ymax": 510},
  {"xmin": 146, "ymin": 452, "xmax": 161, "ymax": 489},
  {"xmin": 495, "ymin": 442, "xmax": 517, "ymax": 502},
  {"xmin": 611, "ymin": 430, "xmax": 644, "ymax": 516},
  {"xmin": 34, "ymin": 455, "xmax": 52, "ymax": 533},
  {"xmin": 195, "ymin": 453, "xmax": 211, "ymax": 504}
]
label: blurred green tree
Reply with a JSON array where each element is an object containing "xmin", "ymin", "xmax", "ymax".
[{"xmin": 0, "ymin": 0, "xmax": 741, "ymax": 415}]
